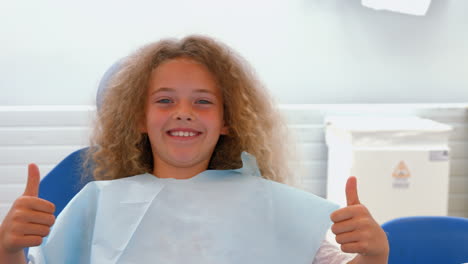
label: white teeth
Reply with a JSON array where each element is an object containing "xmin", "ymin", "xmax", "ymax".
[{"xmin": 170, "ymin": 131, "xmax": 197, "ymax": 137}]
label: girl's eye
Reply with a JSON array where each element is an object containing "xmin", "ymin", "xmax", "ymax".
[
  {"xmin": 156, "ymin": 98, "xmax": 173, "ymax": 104},
  {"xmin": 196, "ymin": 99, "xmax": 212, "ymax": 104}
]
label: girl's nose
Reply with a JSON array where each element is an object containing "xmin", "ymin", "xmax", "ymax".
[
  {"xmin": 174, "ymin": 103, "xmax": 194, "ymax": 121},
  {"xmin": 176, "ymin": 114, "xmax": 192, "ymax": 121}
]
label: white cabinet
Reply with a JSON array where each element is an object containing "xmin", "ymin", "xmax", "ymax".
[{"xmin": 325, "ymin": 116, "xmax": 452, "ymax": 224}]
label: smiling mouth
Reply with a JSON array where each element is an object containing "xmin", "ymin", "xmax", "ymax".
[{"xmin": 167, "ymin": 129, "xmax": 202, "ymax": 138}]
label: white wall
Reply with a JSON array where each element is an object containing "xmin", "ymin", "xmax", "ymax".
[{"xmin": 1, "ymin": 0, "xmax": 467, "ymax": 105}]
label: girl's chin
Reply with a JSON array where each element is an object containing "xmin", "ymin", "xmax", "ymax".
[
  {"xmin": 153, "ymin": 147, "xmax": 214, "ymax": 170},
  {"xmin": 166, "ymin": 153, "xmax": 208, "ymax": 168}
]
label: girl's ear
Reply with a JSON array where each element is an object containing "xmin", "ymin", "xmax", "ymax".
[
  {"xmin": 220, "ymin": 125, "xmax": 229, "ymax": 135},
  {"xmin": 139, "ymin": 118, "xmax": 147, "ymax": 133}
]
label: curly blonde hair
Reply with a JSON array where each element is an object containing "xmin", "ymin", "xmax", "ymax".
[{"xmin": 88, "ymin": 35, "xmax": 295, "ymax": 185}]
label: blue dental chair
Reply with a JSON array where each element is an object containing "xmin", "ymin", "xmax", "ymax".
[
  {"xmin": 381, "ymin": 216, "xmax": 468, "ymax": 264},
  {"xmin": 37, "ymin": 59, "xmax": 123, "ymax": 215},
  {"xmin": 25, "ymin": 148, "xmax": 93, "ymax": 259},
  {"xmin": 24, "ymin": 61, "xmax": 122, "ymax": 259}
]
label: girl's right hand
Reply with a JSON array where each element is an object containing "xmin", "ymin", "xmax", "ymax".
[{"xmin": 0, "ymin": 164, "xmax": 55, "ymax": 255}]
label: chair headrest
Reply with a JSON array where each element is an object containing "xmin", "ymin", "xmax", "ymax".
[{"xmin": 96, "ymin": 60, "xmax": 122, "ymax": 111}]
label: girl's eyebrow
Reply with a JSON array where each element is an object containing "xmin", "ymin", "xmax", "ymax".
[
  {"xmin": 151, "ymin": 87, "xmax": 216, "ymax": 95},
  {"xmin": 193, "ymin": 89, "xmax": 216, "ymax": 95}
]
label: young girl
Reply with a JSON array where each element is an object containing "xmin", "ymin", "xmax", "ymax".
[{"xmin": 0, "ymin": 35, "xmax": 389, "ymax": 264}]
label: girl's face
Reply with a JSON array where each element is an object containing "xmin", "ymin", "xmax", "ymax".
[{"xmin": 143, "ymin": 58, "xmax": 228, "ymax": 178}]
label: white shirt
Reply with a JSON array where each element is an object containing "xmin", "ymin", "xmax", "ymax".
[
  {"xmin": 313, "ymin": 239, "xmax": 356, "ymax": 264},
  {"xmin": 28, "ymin": 239, "xmax": 356, "ymax": 264}
]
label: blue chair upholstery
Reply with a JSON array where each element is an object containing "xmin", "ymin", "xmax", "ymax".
[
  {"xmin": 38, "ymin": 147, "xmax": 93, "ymax": 217},
  {"xmin": 382, "ymin": 216, "xmax": 468, "ymax": 264}
]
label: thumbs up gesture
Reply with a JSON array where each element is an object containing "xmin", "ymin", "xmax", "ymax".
[
  {"xmin": 330, "ymin": 177, "xmax": 389, "ymax": 264},
  {"xmin": 0, "ymin": 164, "xmax": 56, "ymax": 256}
]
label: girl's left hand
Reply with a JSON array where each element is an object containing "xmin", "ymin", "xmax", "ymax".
[{"xmin": 330, "ymin": 177, "xmax": 389, "ymax": 264}]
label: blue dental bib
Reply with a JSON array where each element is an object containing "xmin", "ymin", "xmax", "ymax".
[{"xmin": 29, "ymin": 153, "xmax": 338, "ymax": 264}]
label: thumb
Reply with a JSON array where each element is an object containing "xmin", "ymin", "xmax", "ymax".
[
  {"xmin": 24, "ymin": 163, "xmax": 40, "ymax": 197},
  {"xmin": 345, "ymin": 176, "xmax": 360, "ymax": 206}
]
